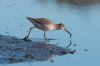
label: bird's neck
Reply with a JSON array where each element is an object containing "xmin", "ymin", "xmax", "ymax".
[{"xmin": 54, "ymin": 25, "xmax": 61, "ymax": 30}]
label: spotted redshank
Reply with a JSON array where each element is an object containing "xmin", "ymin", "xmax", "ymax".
[{"xmin": 23, "ymin": 17, "xmax": 72, "ymax": 42}]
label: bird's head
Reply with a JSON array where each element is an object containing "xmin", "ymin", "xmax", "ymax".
[
  {"xmin": 58, "ymin": 23, "xmax": 72, "ymax": 38},
  {"xmin": 58, "ymin": 23, "xmax": 65, "ymax": 29}
]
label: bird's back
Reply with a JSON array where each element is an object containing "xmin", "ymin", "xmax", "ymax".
[
  {"xmin": 27, "ymin": 17, "xmax": 55, "ymax": 31},
  {"xmin": 27, "ymin": 17, "xmax": 54, "ymax": 25}
]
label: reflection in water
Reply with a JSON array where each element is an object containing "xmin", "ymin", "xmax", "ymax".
[
  {"xmin": 37, "ymin": 0, "xmax": 48, "ymax": 3},
  {"xmin": 57, "ymin": 0, "xmax": 100, "ymax": 5},
  {"xmin": 37, "ymin": 0, "xmax": 100, "ymax": 6},
  {"xmin": 0, "ymin": 34, "xmax": 75, "ymax": 64}
]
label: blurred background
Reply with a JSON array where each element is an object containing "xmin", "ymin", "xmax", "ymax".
[{"xmin": 0, "ymin": 0, "xmax": 100, "ymax": 66}]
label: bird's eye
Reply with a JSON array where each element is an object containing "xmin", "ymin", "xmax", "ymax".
[{"xmin": 62, "ymin": 24, "xmax": 64, "ymax": 27}]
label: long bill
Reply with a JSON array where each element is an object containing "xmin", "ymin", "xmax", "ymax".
[{"xmin": 64, "ymin": 28, "xmax": 72, "ymax": 39}]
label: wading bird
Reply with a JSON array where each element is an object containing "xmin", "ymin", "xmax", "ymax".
[{"xmin": 23, "ymin": 17, "xmax": 72, "ymax": 42}]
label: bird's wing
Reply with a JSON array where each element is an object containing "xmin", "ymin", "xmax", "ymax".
[{"xmin": 33, "ymin": 18, "xmax": 54, "ymax": 25}]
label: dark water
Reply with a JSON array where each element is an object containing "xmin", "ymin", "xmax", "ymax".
[{"xmin": 0, "ymin": 0, "xmax": 100, "ymax": 66}]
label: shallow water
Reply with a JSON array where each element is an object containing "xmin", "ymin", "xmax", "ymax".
[{"xmin": 0, "ymin": 0, "xmax": 100, "ymax": 66}]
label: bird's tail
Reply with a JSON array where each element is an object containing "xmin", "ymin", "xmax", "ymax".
[{"xmin": 26, "ymin": 17, "xmax": 36, "ymax": 23}]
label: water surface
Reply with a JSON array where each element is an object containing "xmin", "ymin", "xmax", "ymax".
[{"xmin": 0, "ymin": 0, "xmax": 100, "ymax": 66}]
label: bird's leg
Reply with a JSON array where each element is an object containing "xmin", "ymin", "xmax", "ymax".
[
  {"xmin": 23, "ymin": 27, "xmax": 35, "ymax": 41},
  {"xmin": 44, "ymin": 31, "xmax": 48, "ymax": 43}
]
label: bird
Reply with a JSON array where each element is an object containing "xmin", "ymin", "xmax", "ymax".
[{"xmin": 23, "ymin": 17, "xmax": 72, "ymax": 42}]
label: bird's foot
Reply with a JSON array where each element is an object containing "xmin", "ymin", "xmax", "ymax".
[
  {"xmin": 44, "ymin": 39, "xmax": 49, "ymax": 44},
  {"xmin": 23, "ymin": 36, "xmax": 31, "ymax": 41},
  {"xmin": 45, "ymin": 41, "xmax": 49, "ymax": 44}
]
